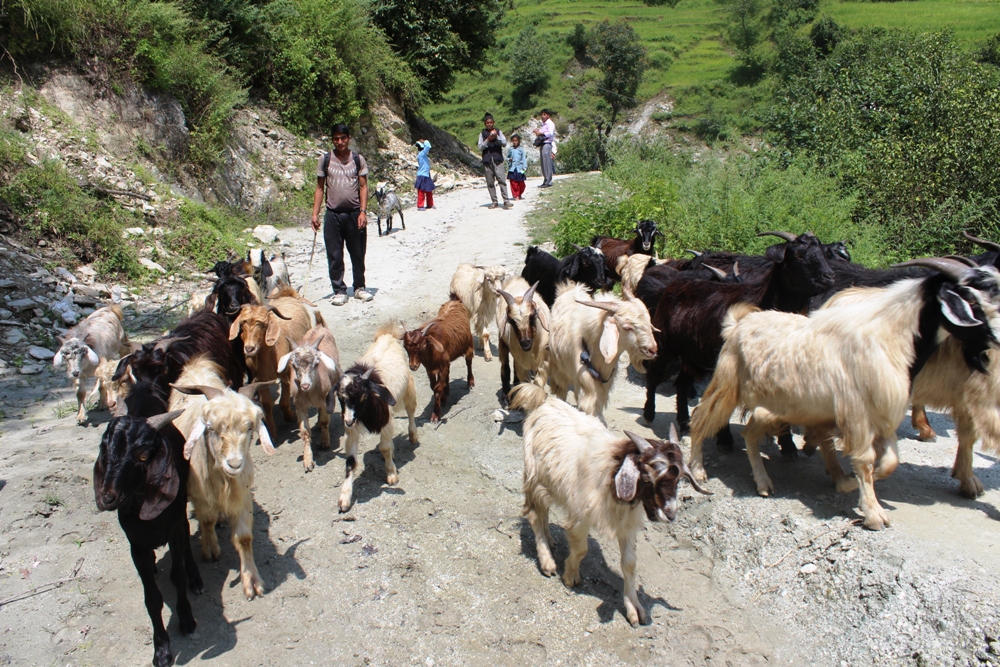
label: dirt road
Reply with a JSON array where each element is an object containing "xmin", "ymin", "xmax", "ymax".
[{"xmin": 2, "ymin": 176, "xmax": 999, "ymax": 667}]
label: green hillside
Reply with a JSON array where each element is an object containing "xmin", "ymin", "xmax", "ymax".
[{"xmin": 424, "ymin": 0, "xmax": 1000, "ymax": 143}]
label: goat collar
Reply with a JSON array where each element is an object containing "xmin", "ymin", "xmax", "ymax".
[{"xmin": 580, "ymin": 340, "xmax": 612, "ymax": 384}]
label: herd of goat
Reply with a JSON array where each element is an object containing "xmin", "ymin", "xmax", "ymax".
[{"xmin": 49, "ymin": 224, "xmax": 1000, "ymax": 664}]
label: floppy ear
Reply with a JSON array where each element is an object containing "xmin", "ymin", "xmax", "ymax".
[
  {"xmin": 183, "ymin": 418, "xmax": 207, "ymax": 460},
  {"xmin": 599, "ymin": 315, "xmax": 620, "ymax": 364},
  {"xmin": 265, "ymin": 316, "xmax": 282, "ymax": 347},
  {"xmin": 499, "ymin": 313, "xmax": 510, "ymax": 342},
  {"xmin": 764, "ymin": 243, "xmax": 788, "ymax": 263},
  {"xmin": 371, "ymin": 382, "xmax": 397, "ymax": 407},
  {"xmin": 277, "ymin": 351, "xmax": 292, "ymax": 374},
  {"xmin": 228, "ymin": 317, "xmax": 242, "ymax": 341},
  {"xmin": 615, "ymin": 454, "xmax": 641, "ymax": 502},
  {"xmin": 53, "ymin": 350, "xmax": 64, "ymax": 367},
  {"xmin": 204, "ymin": 293, "xmax": 218, "ymax": 312},
  {"xmin": 566, "ymin": 255, "xmax": 581, "ymax": 279},
  {"xmin": 319, "ymin": 352, "xmax": 338, "ymax": 374},
  {"xmin": 85, "ymin": 345, "xmax": 99, "ymax": 367},
  {"xmin": 257, "ymin": 413, "xmax": 276, "ymax": 455},
  {"xmin": 939, "ymin": 286, "xmax": 982, "ymax": 328},
  {"xmin": 140, "ymin": 442, "xmax": 180, "ymax": 520}
]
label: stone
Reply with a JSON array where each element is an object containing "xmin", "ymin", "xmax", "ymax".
[
  {"xmin": 4, "ymin": 328, "xmax": 27, "ymax": 344},
  {"xmin": 253, "ymin": 225, "xmax": 280, "ymax": 243},
  {"xmin": 0, "ymin": 279, "xmax": 16, "ymax": 289},
  {"xmin": 61, "ymin": 310, "xmax": 79, "ymax": 324},
  {"xmin": 140, "ymin": 258, "xmax": 167, "ymax": 274},
  {"xmin": 123, "ymin": 227, "xmax": 145, "ymax": 238},
  {"xmin": 800, "ymin": 563, "xmax": 818, "ymax": 575},
  {"xmin": 19, "ymin": 364, "xmax": 42, "ymax": 375},
  {"xmin": 0, "ymin": 308, "xmax": 11, "ymax": 319},
  {"xmin": 8, "ymin": 298, "xmax": 37, "ymax": 311},
  {"xmin": 28, "ymin": 346, "xmax": 55, "ymax": 361}
]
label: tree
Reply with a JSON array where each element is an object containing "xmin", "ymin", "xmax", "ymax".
[
  {"xmin": 371, "ymin": 0, "xmax": 511, "ymax": 100},
  {"xmin": 567, "ymin": 24, "xmax": 589, "ymax": 62},
  {"xmin": 506, "ymin": 26, "xmax": 550, "ymax": 109},
  {"xmin": 589, "ymin": 20, "xmax": 647, "ymax": 134}
]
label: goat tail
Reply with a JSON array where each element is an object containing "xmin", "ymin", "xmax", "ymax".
[
  {"xmin": 107, "ymin": 303, "xmax": 125, "ymax": 321},
  {"xmin": 509, "ymin": 383, "xmax": 548, "ymax": 413},
  {"xmin": 270, "ymin": 285, "xmax": 300, "ymax": 300},
  {"xmin": 721, "ymin": 303, "xmax": 760, "ymax": 341},
  {"xmin": 690, "ymin": 349, "xmax": 741, "ymax": 446},
  {"xmin": 375, "ymin": 320, "xmax": 404, "ymax": 341}
]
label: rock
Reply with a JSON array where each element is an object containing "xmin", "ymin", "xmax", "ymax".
[
  {"xmin": 37, "ymin": 239, "xmax": 47, "ymax": 247},
  {"xmin": 4, "ymin": 329, "xmax": 27, "ymax": 344},
  {"xmin": 28, "ymin": 346, "xmax": 55, "ymax": 360},
  {"xmin": 19, "ymin": 364, "xmax": 42, "ymax": 375},
  {"xmin": 77, "ymin": 265, "xmax": 97, "ymax": 278},
  {"xmin": 253, "ymin": 225, "xmax": 280, "ymax": 243},
  {"xmin": 61, "ymin": 310, "xmax": 79, "ymax": 324},
  {"xmin": 123, "ymin": 227, "xmax": 145, "ymax": 238},
  {"xmin": 140, "ymin": 258, "xmax": 167, "ymax": 274},
  {"xmin": 0, "ymin": 279, "xmax": 16, "ymax": 289},
  {"xmin": 800, "ymin": 563, "xmax": 818, "ymax": 575},
  {"xmin": 0, "ymin": 309, "xmax": 11, "ymax": 319},
  {"xmin": 95, "ymin": 156, "xmax": 113, "ymax": 169},
  {"xmin": 493, "ymin": 409, "xmax": 525, "ymax": 423},
  {"xmin": 8, "ymin": 298, "xmax": 37, "ymax": 311}
]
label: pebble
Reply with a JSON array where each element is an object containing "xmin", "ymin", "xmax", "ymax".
[
  {"xmin": 0, "ymin": 308, "xmax": 11, "ymax": 319},
  {"xmin": 0, "ymin": 279, "xmax": 16, "ymax": 289},
  {"xmin": 19, "ymin": 364, "xmax": 42, "ymax": 375},
  {"xmin": 28, "ymin": 346, "xmax": 55, "ymax": 360},
  {"xmin": 61, "ymin": 310, "xmax": 79, "ymax": 324},
  {"xmin": 4, "ymin": 329, "xmax": 27, "ymax": 344},
  {"xmin": 8, "ymin": 297, "xmax": 36, "ymax": 310},
  {"xmin": 800, "ymin": 563, "xmax": 818, "ymax": 575}
]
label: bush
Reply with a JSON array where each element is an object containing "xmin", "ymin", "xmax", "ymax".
[
  {"xmin": 556, "ymin": 124, "xmax": 608, "ymax": 174},
  {"xmin": 567, "ymin": 24, "xmax": 590, "ymax": 62},
  {"xmin": 505, "ymin": 26, "xmax": 550, "ymax": 109},
  {"xmin": 167, "ymin": 201, "xmax": 252, "ymax": 272},
  {"xmin": 979, "ymin": 32, "xmax": 1000, "ymax": 67},
  {"xmin": 588, "ymin": 20, "xmax": 647, "ymax": 129}
]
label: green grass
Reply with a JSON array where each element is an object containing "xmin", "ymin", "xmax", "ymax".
[
  {"xmin": 522, "ymin": 172, "xmax": 618, "ymax": 244},
  {"xmin": 823, "ymin": 0, "xmax": 1000, "ymax": 46}
]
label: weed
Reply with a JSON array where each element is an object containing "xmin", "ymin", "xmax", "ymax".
[
  {"xmin": 44, "ymin": 493, "xmax": 64, "ymax": 508},
  {"xmin": 52, "ymin": 402, "xmax": 76, "ymax": 419}
]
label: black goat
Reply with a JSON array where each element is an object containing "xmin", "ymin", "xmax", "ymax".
[
  {"xmin": 94, "ymin": 405, "xmax": 202, "ymax": 667},
  {"xmin": 643, "ymin": 232, "xmax": 836, "ymax": 453},
  {"xmin": 205, "ymin": 274, "xmax": 259, "ymax": 323},
  {"xmin": 521, "ymin": 244, "xmax": 611, "ymax": 307},
  {"xmin": 592, "ymin": 219, "xmax": 662, "ymax": 281}
]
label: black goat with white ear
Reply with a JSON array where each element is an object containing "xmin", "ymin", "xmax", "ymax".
[{"xmin": 94, "ymin": 408, "xmax": 202, "ymax": 667}]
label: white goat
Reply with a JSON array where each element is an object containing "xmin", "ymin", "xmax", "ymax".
[
  {"xmin": 510, "ymin": 383, "xmax": 710, "ymax": 627},
  {"xmin": 546, "ymin": 282, "xmax": 657, "ymax": 419},
  {"xmin": 495, "ymin": 277, "xmax": 551, "ymax": 399},
  {"xmin": 263, "ymin": 252, "xmax": 291, "ymax": 297},
  {"xmin": 53, "ymin": 304, "xmax": 131, "ymax": 423},
  {"xmin": 168, "ymin": 356, "xmax": 276, "ymax": 600},
  {"xmin": 335, "ymin": 322, "xmax": 418, "ymax": 512},
  {"xmin": 450, "ymin": 263, "xmax": 510, "ymax": 362},
  {"xmin": 277, "ymin": 326, "xmax": 342, "ymax": 472},
  {"xmin": 689, "ymin": 258, "xmax": 1000, "ymax": 530},
  {"xmin": 616, "ymin": 254, "xmax": 656, "ymax": 296}
]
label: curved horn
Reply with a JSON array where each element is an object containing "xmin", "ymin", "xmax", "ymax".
[
  {"xmin": 310, "ymin": 336, "xmax": 322, "ymax": 350},
  {"xmin": 523, "ymin": 281, "xmax": 540, "ymax": 305},
  {"xmin": 361, "ymin": 366, "xmax": 374, "ymax": 380},
  {"xmin": 891, "ymin": 257, "xmax": 972, "ymax": 282},
  {"xmin": 420, "ymin": 321, "xmax": 437, "ymax": 336},
  {"xmin": 704, "ymin": 264, "xmax": 727, "ymax": 280},
  {"xmin": 239, "ymin": 380, "xmax": 276, "ymax": 399},
  {"xmin": 944, "ymin": 255, "xmax": 978, "ymax": 267},
  {"xmin": 497, "ymin": 289, "xmax": 517, "ymax": 310},
  {"xmin": 733, "ymin": 262, "xmax": 740, "ymax": 278},
  {"xmin": 963, "ymin": 231, "xmax": 1000, "ymax": 253},
  {"xmin": 622, "ymin": 284, "xmax": 636, "ymax": 301},
  {"xmin": 684, "ymin": 249, "xmax": 702, "ymax": 257},
  {"xmin": 154, "ymin": 336, "xmax": 187, "ymax": 353},
  {"xmin": 266, "ymin": 305, "xmax": 292, "ymax": 320},
  {"xmin": 570, "ymin": 243, "xmax": 584, "ymax": 252},
  {"xmin": 145, "ymin": 409, "xmax": 186, "ymax": 432},
  {"xmin": 285, "ymin": 335, "xmax": 299, "ymax": 350},
  {"xmin": 576, "ymin": 299, "xmax": 621, "ymax": 314},
  {"xmin": 623, "ymin": 430, "xmax": 653, "ymax": 453},
  {"xmin": 170, "ymin": 383, "xmax": 226, "ymax": 400},
  {"xmin": 681, "ymin": 463, "xmax": 713, "ymax": 495},
  {"xmin": 758, "ymin": 231, "xmax": 797, "ymax": 242}
]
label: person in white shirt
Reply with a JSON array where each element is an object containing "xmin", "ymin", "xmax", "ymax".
[{"xmin": 533, "ymin": 109, "xmax": 556, "ymax": 188}]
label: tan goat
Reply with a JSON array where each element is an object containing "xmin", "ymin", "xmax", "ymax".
[
  {"xmin": 495, "ymin": 277, "xmax": 551, "ymax": 400},
  {"xmin": 450, "ymin": 263, "xmax": 511, "ymax": 362}
]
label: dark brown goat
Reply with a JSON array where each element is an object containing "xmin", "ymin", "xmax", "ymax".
[
  {"xmin": 403, "ymin": 296, "xmax": 475, "ymax": 422},
  {"xmin": 592, "ymin": 219, "xmax": 661, "ymax": 282}
]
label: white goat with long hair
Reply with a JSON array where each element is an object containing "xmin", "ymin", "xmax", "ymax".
[{"xmin": 450, "ymin": 263, "xmax": 511, "ymax": 362}]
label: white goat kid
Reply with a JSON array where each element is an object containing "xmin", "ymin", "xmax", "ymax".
[{"xmin": 53, "ymin": 304, "xmax": 130, "ymax": 423}]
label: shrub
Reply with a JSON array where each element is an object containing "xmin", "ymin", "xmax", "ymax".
[
  {"xmin": 588, "ymin": 20, "xmax": 647, "ymax": 130},
  {"xmin": 505, "ymin": 26, "xmax": 550, "ymax": 109},
  {"xmin": 979, "ymin": 32, "xmax": 1000, "ymax": 67},
  {"xmin": 556, "ymin": 124, "xmax": 608, "ymax": 174},
  {"xmin": 567, "ymin": 24, "xmax": 590, "ymax": 62},
  {"xmin": 167, "ymin": 201, "xmax": 251, "ymax": 272}
]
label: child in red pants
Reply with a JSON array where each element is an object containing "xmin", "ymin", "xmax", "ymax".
[
  {"xmin": 415, "ymin": 139, "xmax": 435, "ymax": 210},
  {"xmin": 507, "ymin": 134, "xmax": 527, "ymax": 200}
]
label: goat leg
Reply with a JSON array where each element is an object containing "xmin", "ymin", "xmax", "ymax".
[
  {"xmin": 317, "ymin": 404, "xmax": 331, "ymax": 450},
  {"xmin": 279, "ymin": 377, "xmax": 295, "ymax": 424},
  {"xmin": 75, "ymin": 377, "xmax": 88, "ymax": 424},
  {"xmin": 778, "ymin": 431, "xmax": 798, "ymax": 460},
  {"xmin": 850, "ymin": 446, "xmax": 890, "ymax": 530},
  {"xmin": 167, "ymin": 532, "xmax": 197, "ymax": 635},
  {"xmin": 338, "ymin": 427, "xmax": 361, "ymax": 512},
  {"xmin": 481, "ymin": 329, "xmax": 493, "ymax": 362},
  {"xmin": 257, "ymin": 387, "xmax": 278, "ymax": 441},
  {"xmin": 525, "ymin": 492, "xmax": 556, "ymax": 577},
  {"xmin": 499, "ymin": 339, "xmax": 512, "ymax": 401},
  {"xmin": 232, "ymin": 507, "xmax": 265, "ymax": 599},
  {"xmin": 465, "ymin": 343, "xmax": 475, "ymax": 388},
  {"xmin": 298, "ymin": 406, "xmax": 314, "ymax": 472},
  {"xmin": 197, "ymin": 508, "xmax": 222, "ymax": 562},
  {"xmin": 742, "ymin": 411, "xmax": 776, "ymax": 496},
  {"xmin": 674, "ymin": 371, "xmax": 694, "ymax": 433},
  {"xmin": 953, "ymin": 408, "xmax": 985, "ymax": 498},
  {"xmin": 911, "ymin": 405, "xmax": 937, "ymax": 441},
  {"xmin": 131, "ymin": 545, "xmax": 173, "ymax": 667},
  {"xmin": 562, "ymin": 520, "xmax": 590, "ymax": 588},
  {"xmin": 378, "ymin": 423, "xmax": 398, "ymax": 486},
  {"xmin": 181, "ymin": 523, "xmax": 204, "ymax": 595},
  {"xmin": 642, "ymin": 363, "xmax": 662, "ymax": 425},
  {"xmin": 618, "ymin": 532, "xmax": 647, "ymax": 627}
]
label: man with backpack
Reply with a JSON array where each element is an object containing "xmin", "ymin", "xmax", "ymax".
[{"xmin": 311, "ymin": 123, "xmax": 373, "ymax": 305}]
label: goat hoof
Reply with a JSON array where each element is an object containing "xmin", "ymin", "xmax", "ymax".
[
  {"xmin": 304, "ymin": 461, "xmax": 315, "ymax": 472},
  {"xmin": 430, "ymin": 414, "xmax": 440, "ymax": 424},
  {"xmin": 180, "ymin": 615, "xmax": 197, "ymax": 636},
  {"xmin": 562, "ymin": 570, "xmax": 581, "ymax": 588},
  {"xmin": 917, "ymin": 429, "xmax": 938, "ymax": 442},
  {"xmin": 153, "ymin": 644, "xmax": 174, "ymax": 667},
  {"xmin": 408, "ymin": 430, "xmax": 418, "ymax": 444},
  {"xmin": 386, "ymin": 473, "xmax": 398, "ymax": 486},
  {"xmin": 539, "ymin": 562, "xmax": 557, "ymax": 578},
  {"xmin": 958, "ymin": 475, "xmax": 984, "ymax": 499},
  {"xmin": 190, "ymin": 579, "xmax": 204, "ymax": 595},
  {"xmin": 468, "ymin": 378, "xmax": 475, "ymax": 388}
]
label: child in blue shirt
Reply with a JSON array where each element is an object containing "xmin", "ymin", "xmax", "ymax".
[
  {"xmin": 414, "ymin": 139, "xmax": 435, "ymax": 210},
  {"xmin": 507, "ymin": 134, "xmax": 527, "ymax": 200}
]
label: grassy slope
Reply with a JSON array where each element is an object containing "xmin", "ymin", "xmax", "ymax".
[{"xmin": 424, "ymin": 0, "xmax": 1000, "ymax": 146}]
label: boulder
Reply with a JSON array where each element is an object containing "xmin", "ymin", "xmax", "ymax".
[
  {"xmin": 253, "ymin": 225, "xmax": 280, "ymax": 244},
  {"xmin": 140, "ymin": 258, "xmax": 167, "ymax": 274},
  {"xmin": 28, "ymin": 346, "xmax": 55, "ymax": 361}
]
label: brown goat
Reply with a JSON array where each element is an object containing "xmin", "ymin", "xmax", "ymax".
[
  {"xmin": 229, "ymin": 297, "xmax": 319, "ymax": 437},
  {"xmin": 403, "ymin": 296, "xmax": 475, "ymax": 422}
]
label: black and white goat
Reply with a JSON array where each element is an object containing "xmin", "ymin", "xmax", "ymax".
[{"xmin": 521, "ymin": 244, "xmax": 611, "ymax": 307}]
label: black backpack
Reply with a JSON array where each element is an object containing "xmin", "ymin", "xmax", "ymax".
[{"xmin": 322, "ymin": 150, "xmax": 363, "ymax": 182}]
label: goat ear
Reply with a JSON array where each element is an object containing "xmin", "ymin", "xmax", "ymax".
[
  {"xmin": 599, "ymin": 316, "xmax": 620, "ymax": 364},
  {"xmin": 228, "ymin": 317, "xmax": 242, "ymax": 341},
  {"xmin": 276, "ymin": 351, "xmax": 291, "ymax": 374},
  {"xmin": 183, "ymin": 418, "xmax": 207, "ymax": 460},
  {"xmin": 499, "ymin": 314, "xmax": 509, "ymax": 342},
  {"xmin": 536, "ymin": 306, "xmax": 549, "ymax": 332},
  {"xmin": 477, "ymin": 273, "xmax": 485, "ymax": 285},
  {"xmin": 265, "ymin": 317, "xmax": 282, "ymax": 347},
  {"xmin": 257, "ymin": 416, "xmax": 276, "ymax": 455},
  {"xmin": 93, "ymin": 449, "xmax": 107, "ymax": 510},
  {"xmin": 53, "ymin": 350, "xmax": 63, "ymax": 367},
  {"xmin": 615, "ymin": 454, "xmax": 641, "ymax": 502},
  {"xmin": 140, "ymin": 443, "xmax": 179, "ymax": 520},
  {"xmin": 319, "ymin": 352, "xmax": 338, "ymax": 374},
  {"xmin": 939, "ymin": 286, "xmax": 982, "ymax": 327},
  {"xmin": 371, "ymin": 382, "xmax": 397, "ymax": 407},
  {"xmin": 204, "ymin": 293, "xmax": 217, "ymax": 312},
  {"xmin": 668, "ymin": 422, "xmax": 680, "ymax": 444},
  {"xmin": 764, "ymin": 243, "xmax": 788, "ymax": 263},
  {"xmin": 85, "ymin": 346, "xmax": 100, "ymax": 367}
]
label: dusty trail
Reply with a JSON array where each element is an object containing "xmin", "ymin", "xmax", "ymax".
[{"xmin": 1, "ymin": 175, "xmax": 999, "ymax": 667}]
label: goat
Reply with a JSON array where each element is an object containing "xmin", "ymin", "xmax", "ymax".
[
  {"xmin": 113, "ymin": 309, "xmax": 245, "ymax": 407},
  {"xmin": 228, "ymin": 295, "xmax": 320, "ymax": 437},
  {"xmin": 335, "ymin": 322, "xmax": 418, "ymax": 512},
  {"xmin": 689, "ymin": 258, "xmax": 1000, "ymax": 529},
  {"xmin": 169, "ymin": 357, "xmax": 276, "ymax": 600},
  {"xmin": 94, "ymin": 406, "xmax": 201, "ymax": 667},
  {"xmin": 277, "ymin": 326, "xmax": 342, "ymax": 471},
  {"xmin": 642, "ymin": 232, "xmax": 836, "ymax": 455},
  {"xmin": 206, "ymin": 274, "xmax": 260, "ymax": 324},
  {"xmin": 495, "ymin": 277, "xmax": 550, "ymax": 400},
  {"xmin": 53, "ymin": 304, "xmax": 131, "ymax": 424},
  {"xmin": 547, "ymin": 283, "xmax": 657, "ymax": 419},
  {"xmin": 449, "ymin": 263, "xmax": 510, "ymax": 362},
  {"xmin": 264, "ymin": 252, "xmax": 291, "ymax": 296},
  {"xmin": 402, "ymin": 296, "xmax": 474, "ymax": 422},
  {"xmin": 617, "ymin": 254, "xmax": 657, "ymax": 296},
  {"xmin": 521, "ymin": 244, "xmax": 611, "ymax": 307},
  {"xmin": 374, "ymin": 187, "xmax": 405, "ymax": 237},
  {"xmin": 592, "ymin": 219, "xmax": 661, "ymax": 281},
  {"xmin": 510, "ymin": 383, "xmax": 710, "ymax": 627},
  {"xmin": 214, "ymin": 252, "xmax": 265, "ymax": 305}
]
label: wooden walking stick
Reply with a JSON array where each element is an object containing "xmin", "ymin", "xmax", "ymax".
[{"xmin": 302, "ymin": 230, "xmax": 318, "ymax": 298}]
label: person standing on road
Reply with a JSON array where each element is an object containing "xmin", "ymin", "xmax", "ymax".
[
  {"xmin": 478, "ymin": 113, "xmax": 513, "ymax": 209},
  {"xmin": 311, "ymin": 123, "xmax": 373, "ymax": 306},
  {"xmin": 534, "ymin": 108, "xmax": 556, "ymax": 188},
  {"xmin": 507, "ymin": 134, "xmax": 527, "ymax": 201},
  {"xmin": 414, "ymin": 138, "xmax": 435, "ymax": 210}
]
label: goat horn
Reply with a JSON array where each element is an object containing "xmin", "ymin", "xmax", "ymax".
[
  {"xmin": 684, "ymin": 249, "xmax": 701, "ymax": 257},
  {"xmin": 239, "ymin": 381, "xmax": 276, "ymax": 399},
  {"xmin": 154, "ymin": 336, "xmax": 187, "ymax": 352},
  {"xmin": 266, "ymin": 305, "xmax": 292, "ymax": 320},
  {"xmin": 733, "ymin": 262, "xmax": 740, "ymax": 278},
  {"xmin": 758, "ymin": 231, "xmax": 797, "ymax": 242},
  {"xmin": 943, "ymin": 255, "xmax": 978, "ymax": 267},
  {"xmin": 361, "ymin": 366, "xmax": 374, "ymax": 380},
  {"xmin": 523, "ymin": 281, "xmax": 540, "ymax": 305},
  {"xmin": 622, "ymin": 284, "xmax": 636, "ymax": 300},
  {"xmin": 570, "ymin": 243, "xmax": 584, "ymax": 252},
  {"xmin": 171, "ymin": 383, "xmax": 226, "ymax": 400},
  {"xmin": 310, "ymin": 336, "xmax": 322, "ymax": 350},
  {"xmin": 576, "ymin": 299, "xmax": 621, "ymax": 314},
  {"xmin": 681, "ymin": 463, "xmax": 713, "ymax": 495},
  {"xmin": 891, "ymin": 257, "xmax": 973, "ymax": 282},
  {"xmin": 623, "ymin": 430, "xmax": 653, "ymax": 453},
  {"xmin": 963, "ymin": 231, "xmax": 1000, "ymax": 253},
  {"xmin": 497, "ymin": 289, "xmax": 517, "ymax": 310},
  {"xmin": 145, "ymin": 409, "xmax": 186, "ymax": 432},
  {"xmin": 420, "ymin": 321, "xmax": 437, "ymax": 336},
  {"xmin": 704, "ymin": 264, "xmax": 727, "ymax": 279},
  {"xmin": 285, "ymin": 335, "xmax": 298, "ymax": 349}
]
